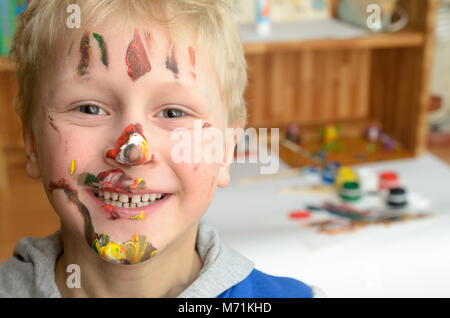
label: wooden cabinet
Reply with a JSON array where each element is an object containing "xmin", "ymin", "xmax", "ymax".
[{"xmin": 243, "ymin": 0, "xmax": 437, "ymax": 161}]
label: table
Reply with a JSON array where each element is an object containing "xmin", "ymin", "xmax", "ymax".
[{"xmin": 202, "ymin": 153, "xmax": 450, "ymax": 297}]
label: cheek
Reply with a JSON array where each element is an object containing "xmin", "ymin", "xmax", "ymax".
[{"xmin": 39, "ymin": 126, "xmax": 100, "ymax": 189}]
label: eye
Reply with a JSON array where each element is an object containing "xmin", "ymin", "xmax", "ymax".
[
  {"xmin": 157, "ymin": 108, "xmax": 187, "ymax": 119},
  {"xmin": 77, "ymin": 105, "xmax": 107, "ymax": 116}
]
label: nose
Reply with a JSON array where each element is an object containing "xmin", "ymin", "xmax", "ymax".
[{"xmin": 105, "ymin": 123, "xmax": 153, "ymax": 167}]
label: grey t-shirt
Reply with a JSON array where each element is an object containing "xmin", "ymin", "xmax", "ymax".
[{"xmin": 0, "ymin": 222, "xmax": 324, "ymax": 297}]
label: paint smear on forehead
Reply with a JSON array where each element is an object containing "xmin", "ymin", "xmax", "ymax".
[
  {"xmin": 78, "ymin": 32, "xmax": 91, "ymax": 76},
  {"xmin": 93, "ymin": 32, "xmax": 109, "ymax": 68},
  {"xmin": 126, "ymin": 29, "xmax": 151, "ymax": 81},
  {"xmin": 188, "ymin": 46, "xmax": 197, "ymax": 80},
  {"xmin": 165, "ymin": 43, "xmax": 179, "ymax": 78}
]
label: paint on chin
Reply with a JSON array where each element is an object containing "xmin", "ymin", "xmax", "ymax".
[
  {"xmin": 48, "ymin": 178, "xmax": 157, "ymax": 264},
  {"xmin": 126, "ymin": 29, "xmax": 151, "ymax": 81}
]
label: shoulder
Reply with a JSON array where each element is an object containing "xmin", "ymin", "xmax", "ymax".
[
  {"xmin": 218, "ymin": 269, "xmax": 314, "ymax": 298},
  {"xmin": 0, "ymin": 250, "xmax": 36, "ymax": 297},
  {"xmin": 0, "ymin": 232, "xmax": 62, "ymax": 298}
]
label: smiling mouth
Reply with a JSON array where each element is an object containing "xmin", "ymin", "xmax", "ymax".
[{"xmin": 93, "ymin": 189, "xmax": 168, "ymax": 209}]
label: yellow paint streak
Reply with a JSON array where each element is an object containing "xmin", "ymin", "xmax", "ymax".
[
  {"xmin": 70, "ymin": 160, "xmax": 76, "ymax": 176},
  {"xmin": 129, "ymin": 211, "xmax": 145, "ymax": 222}
]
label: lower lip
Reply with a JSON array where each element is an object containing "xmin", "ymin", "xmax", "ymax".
[{"xmin": 88, "ymin": 191, "xmax": 172, "ymax": 220}]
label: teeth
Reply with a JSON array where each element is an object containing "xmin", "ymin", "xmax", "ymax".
[
  {"xmin": 119, "ymin": 194, "xmax": 129, "ymax": 203},
  {"xmin": 131, "ymin": 195, "xmax": 141, "ymax": 204},
  {"xmin": 96, "ymin": 191, "xmax": 166, "ymax": 208}
]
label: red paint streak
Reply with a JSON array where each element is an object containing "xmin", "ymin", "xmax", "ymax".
[
  {"xmin": 103, "ymin": 204, "xmax": 121, "ymax": 220},
  {"xmin": 202, "ymin": 122, "xmax": 212, "ymax": 129},
  {"xmin": 49, "ymin": 121, "xmax": 60, "ymax": 133},
  {"xmin": 289, "ymin": 210, "xmax": 311, "ymax": 220},
  {"xmin": 48, "ymin": 178, "xmax": 77, "ymax": 196},
  {"xmin": 188, "ymin": 47, "xmax": 197, "ymax": 80},
  {"xmin": 207, "ymin": 176, "xmax": 215, "ymax": 199},
  {"xmin": 48, "ymin": 115, "xmax": 60, "ymax": 134},
  {"xmin": 126, "ymin": 30, "xmax": 151, "ymax": 81},
  {"xmin": 188, "ymin": 46, "xmax": 196, "ymax": 67},
  {"xmin": 106, "ymin": 123, "xmax": 146, "ymax": 162}
]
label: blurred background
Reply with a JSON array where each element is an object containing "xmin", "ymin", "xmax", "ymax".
[{"xmin": 1, "ymin": 0, "xmax": 450, "ymax": 297}]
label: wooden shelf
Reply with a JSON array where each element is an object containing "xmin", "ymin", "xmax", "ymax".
[
  {"xmin": 0, "ymin": 57, "xmax": 15, "ymax": 72},
  {"xmin": 244, "ymin": 29, "xmax": 425, "ymax": 54}
]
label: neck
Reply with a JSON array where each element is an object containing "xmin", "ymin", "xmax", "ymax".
[{"xmin": 55, "ymin": 224, "xmax": 202, "ymax": 298}]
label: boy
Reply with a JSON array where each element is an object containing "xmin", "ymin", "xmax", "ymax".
[{"xmin": 0, "ymin": 0, "xmax": 322, "ymax": 298}]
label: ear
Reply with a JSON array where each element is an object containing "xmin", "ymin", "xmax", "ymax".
[
  {"xmin": 217, "ymin": 119, "xmax": 245, "ymax": 188},
  {"xmin": 23, "ymin": 126, "xmax": 41, "ymax": 179}
]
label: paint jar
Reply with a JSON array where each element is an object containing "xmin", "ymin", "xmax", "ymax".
[
  {"xmin": 356, "ymin": 168, "xmax": 378, "ymax": 193},
  {"xmin": 321, "ymin": 161, "xmax": 341, "ymax": 184},
  {"xmin": 335, "ymin": 166, "xmax": 358, "ymax": 189},
  {"xmin": 379, "ymin": 171, "xmax": 399, "ymax": 191},
  {"xmin": 386, "ymin": 187, "xmax": 408, "ymax": 208},
  {"xmin": 256, "ymin": 0, "xmax": 271, "ymax": 36},
  {"xmin": 339, "ymin": 181, "xmax": 362, "ymax": 202}
]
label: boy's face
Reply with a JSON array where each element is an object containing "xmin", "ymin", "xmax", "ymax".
[{"xmin": 26, "ymin": 20, "xmax": 237, "ymax": 264}]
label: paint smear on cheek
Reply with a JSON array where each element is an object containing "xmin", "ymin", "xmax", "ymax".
[
  {"xmin": 202, "ymin": 122, "xmax": 212, "ymax": 129},
  {"xmin": 48, "ymin": 115, "xmax": 60, "ymax": 134},
  {"xmin": 70, "ymin": 160, "xmax": 76, "ymax": 176},
  {"xmin": 78, "ymin": 32, "xmax": 91, "ymax": 76},
  {"xmin": 126, "ymin": 29, "xmax": 151, "ymax": 81},
  {"xmin": 68, "ymin": 42, "xmax": 74, "ymax": 56}
]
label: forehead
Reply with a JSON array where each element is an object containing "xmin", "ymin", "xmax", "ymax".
[{"xmin": 47, "ymin": 18, "xmax": 223, "ymax": 115}]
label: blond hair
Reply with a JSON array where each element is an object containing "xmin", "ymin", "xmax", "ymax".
[{"xmin": 10, "ymin": 0, "xmax": 248, "ymax": 128}]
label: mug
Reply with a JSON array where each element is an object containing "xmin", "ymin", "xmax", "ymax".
[{"xmin": 337, "ymin": 0, "xmax": 409, "ymax": 32}]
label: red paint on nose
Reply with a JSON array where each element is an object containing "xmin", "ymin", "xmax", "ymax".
[{"xmin": 106, "ymin": 123, "xmax": 149, "ymax": 166}]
